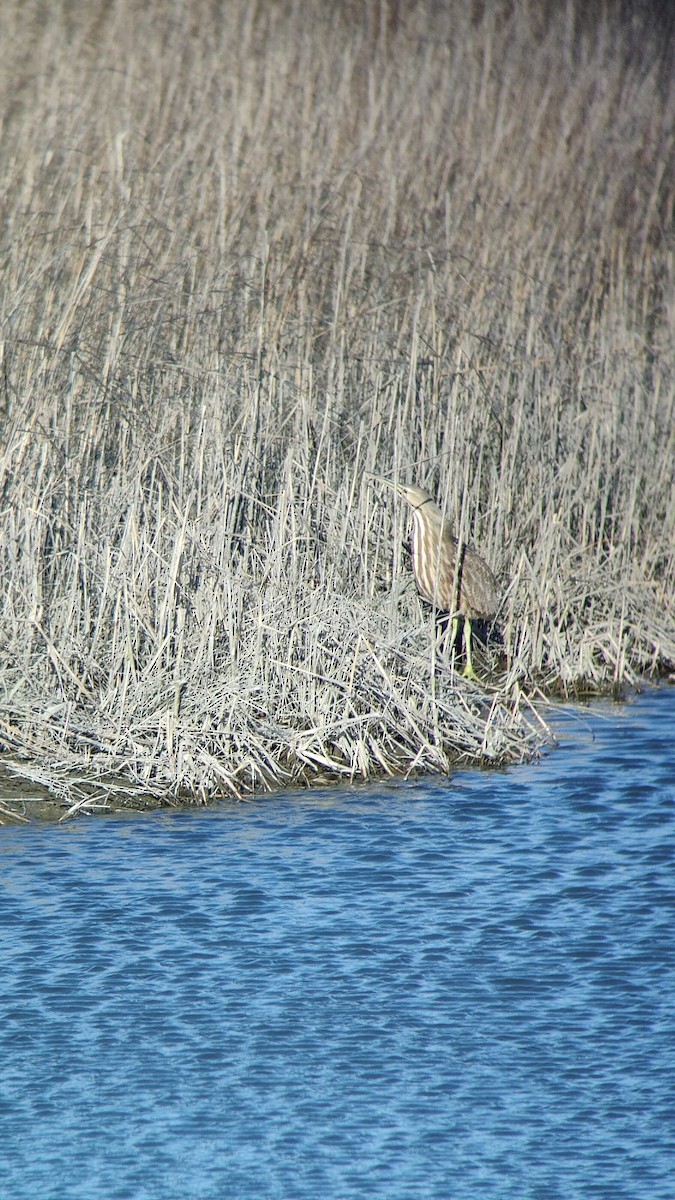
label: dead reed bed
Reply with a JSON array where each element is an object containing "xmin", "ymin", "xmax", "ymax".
[{"xmin": 0, "ymin": 0, "xmax": 673, "ymax": 814}]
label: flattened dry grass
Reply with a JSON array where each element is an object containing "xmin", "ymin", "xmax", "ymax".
[{"xmin": 0, "ymin": 0, "xmax": 673, "ymax": 813}]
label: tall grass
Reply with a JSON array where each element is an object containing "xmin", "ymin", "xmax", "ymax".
[{"xmin": 1, "ymin": 0, "xmax": 673, "ymax": 812}]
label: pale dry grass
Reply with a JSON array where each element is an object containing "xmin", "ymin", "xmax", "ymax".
[{"xmin": 0, "ymin": 0, "xmax": 673, "ymax": 812}]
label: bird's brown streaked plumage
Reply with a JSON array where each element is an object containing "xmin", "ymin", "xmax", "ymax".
[{"xmin": 379, "ymin": 481, "xmax": 499, "ymax": 678}]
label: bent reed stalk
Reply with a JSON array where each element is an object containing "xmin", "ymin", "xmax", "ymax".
[{"xmin": 0, "ymin": 0, "xmax": 674, "ymax": 814}]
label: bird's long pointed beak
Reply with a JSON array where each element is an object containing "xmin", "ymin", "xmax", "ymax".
[{"xmin": 368, "ymin": 474, "xmax": 400, "ymax": 493}]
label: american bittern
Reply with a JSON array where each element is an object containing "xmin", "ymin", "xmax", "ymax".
[{"xmin": 379, "ymin": 481, "xmax": 498, "ymax": 678}]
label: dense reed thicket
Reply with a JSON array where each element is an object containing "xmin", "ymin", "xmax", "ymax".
[{"xmin": 1, "ymin": 0, "xmax": 673, "ymax": 815}]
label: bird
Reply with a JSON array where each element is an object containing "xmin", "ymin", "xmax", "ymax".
[{"xmin": 377, "ymin": 480, "xmax": 499, "ymax": 679}]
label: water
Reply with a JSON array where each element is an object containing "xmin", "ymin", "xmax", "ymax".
[{"xmin": 1, "ymin": 688, "xmax": 674, "ymax": 1200}]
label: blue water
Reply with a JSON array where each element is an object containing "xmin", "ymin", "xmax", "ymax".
[{"xmin": 1, "ymin": 689, "xmax": 674, "ymax": 1200}]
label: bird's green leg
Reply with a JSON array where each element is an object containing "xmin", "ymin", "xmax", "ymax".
[{"xmin": 461, "ymin": 618, "xmax": 478, "ymax": 679}]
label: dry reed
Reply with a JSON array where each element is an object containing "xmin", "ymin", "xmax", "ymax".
[{"xmin": 0, "ymin": 0, "xmax": 673, "ymax": 814}]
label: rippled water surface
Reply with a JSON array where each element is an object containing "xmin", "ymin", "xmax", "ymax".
[{"xmin": 2, "ymin": 688, "xmax": 674, "ymax": 1199}]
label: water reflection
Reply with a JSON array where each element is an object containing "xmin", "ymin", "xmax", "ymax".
[{"xmin": 1, "ymin": 689, "xmax": 674, "ymax": 1199}]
